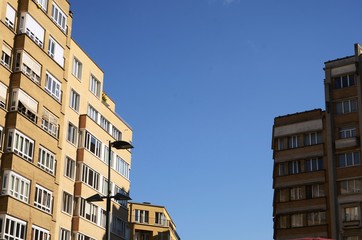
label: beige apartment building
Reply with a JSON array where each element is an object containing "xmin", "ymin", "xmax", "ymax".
[
  {"xmin": 0, "ymin": 0, "xmax": 133, "ymax": 239},
  {"xmin": 128, "ymin": 202, "xmax": 181, "ymax": 240},
  {"xmin": 272, "ymin": 44, "xmax": 362, "ymax": 240}
]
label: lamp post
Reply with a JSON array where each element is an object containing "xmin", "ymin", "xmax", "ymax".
[{"xmin": 86, "ymin": 140, "xmax": 133, "ymax": 240}]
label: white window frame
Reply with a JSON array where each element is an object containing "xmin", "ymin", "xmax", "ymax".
[
  {"xmin": 64, "ymin": 156, "xmax": 75, "ymax": 179},
  {"xmin": 155, "ymin": 212, "xmax": 167, "ymax": 226},
  {"xmin": 67, "ymin": 122, "xmax": 77, "ymax": 145},
  {"xmin": 288, "ymin": 135, "xmax": 300, "ymax": 148},
  {"xmin": 84, "ymin": 131, "xmax": 102, "ymax": 158},
  {"xmin": 87, "ymin": 105, "xmax": 98, "ymax": 122},
  {"xmin": 19, "ymin": 12, "xmax": 44, "ymax": 48},
  {"xmin": 291, "ymin": 213, "xmax": 304, "ymax": 227},
  {"xmin": 1, "ymin": 215, "xmax": 27, "ymax": 240},
  {"xmin": 339, "ymin": 127, "xmax": 356, "ymax": 139},
  {"xmin": 336, "ymin": 99, "xmax": 357, "ymax": 114},
  {"xmin": 0, "ymin": 82, "xmax": 7, "ymax": 109},
  {"xmin": 70, "ymin": 89, "xmax": 80, "ymax": 112},
  {"xmin": 345, "ymin": 206, "xmax": 360, "ymax": 222},
  {"xmin": 307, "ymin": 211, "xmax": 326, "ymax": 226},
  {"xmin": 100, "ymin": 115, "xmax": 110, "ymax": 132},
  {"xmin": 339, "ymin": 152, "xmax": 360, "ymax": 167},
  {"xmin": 5, "ymin": 4, "xmax": 16, "ymax": 30},
  {"xmin": 59, "ymin": 228, "xmax": 71, "ymax": 240},
  {"xmin": 48, "ymin": 36, "xmax": 64, "ymax": 67},
  {"xmin": 89, "ymin": 75, "xmax": 101, "ymax": 97},
  {"xmin": 112, "ymin": 127, "xmax": 122, "ymax": 141},
  {"xmin": 34, "ymin": 184, "xmax": 53, "ymax": 213},
  {"xmin": 134, "ymin": 210, "xmax": 149, "ymax": 223},
  {"xmin": 79, "ymin": 198, "xmax": 98, "ymax": 224},
  {"xmin": 0, "ymin": 126, "xmax": 3, "ymax": 150},
  {"xmin": 72, "ymin": 58, "xmax": 82, "ymax": 80},
  {"xmin": 38, "ymin": 146, "xmax": 56, "ymax": 174},
  {"xmin": 32, "ymin": 225, "xmax": 50, "ymax": 240},
  {"xmin": 51, "ymin": 3, "xmax": 67, "ymax": 32},
  {"xmin": 15, "ymin": 50, "xmax": 41, "ymax": 84},
  {"xmin": 1, "ymin": 44, "xmax": 12, "ymax": 69},
  {"xmin": 340, "ymin": 179, "xmax": 362, "ymax": 194},
  {"xmin": 7, "ymin": 129, "xmax": 34, "ymax": 161},
  {"xmin": 41, "ymin": 108, "xmax": 59, "ymax": 137},
  {"xmin": 81, "ymin": 164, "xmax": 99, "ymax": 190},
  {"xmin": 45, "ymin": 72, "xmax": 61, "ymax": 101},
  {"xmin": 1, "ymin": 170, "xmax": 30, "ymax": 203},
  {"xmin": 76, "ymin": 233, "xmax": 95, "ymax": 240},
  {"xmin": 304, "ymin": 132, "xmax": 322, "ymax": 146},
  {"xmin": 62, "ymin": 191, "xmax": 73, "ymax": 215},
  {"xmin": 35, "ymin": 0, "xmax": 48, "ymax": 11},
  {"xmin": 115, "ymin": 156, "xmax": 129, "ymax": 179}
]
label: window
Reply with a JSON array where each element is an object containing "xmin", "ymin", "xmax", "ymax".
[
  {"xmin": 34, "ymin": 184, "xmax": 53, "ymax": 213},
  {"xmin": 113, "ymin": 185, "xmax": 129, "ymax": 207},
  {"xmin": 275, "ymin": 138, "xmax": 284, "ymax": 150},
  {"xmin": 1, "ymin": 215, "xmax": 27, "ymax": 240},
  {"xmin": 306, "ymin": 183, "xmax": 325, "ymax": 199},
  {"xmin": 291, "ymin": 213, "xmax": 304, "ymax": 227},
  {"xmin": 89, "ymin": 75, "xmax": 101, "ymax": 97},
  {"xmin": 344, "ymin": 206, "xmax": 360, "ymax": 222},
  {"xmin": 307, "ymin": 211, "xmax": 326, "ymax": 226},
  {"xmin": 67, "ymin": 122, "xmax": 77, "ymax": 145},
  {"xmin": 334, "ymin": 74, "xmax": 355, "ymax": 89},
  {"xmin": 35, "ymin": 0, "xmax": 48, "ymax": 11},
  {"xmin": 76, "ymin": 233, "xmax": 95, "ymax": 240},
  {"xmin": 60, "ymin": 228, "xmax": 71, "ymax": 240},
  {"xmin": 5, "ymin": 4, "xmax": 16, "ymax": 29},
  {"xmin": 100, "ymin": 116, "xmax": 110, "ymax": 132},
  {"xmin": 278, "ymin": 189, "xmax": 288, "ymax": 202},
  {"xmin": 290, "ymin": 186, "xmax": 304, "ymax": 201},
  {"xmin": 70, "ymin": 89, "xmax": 80, "ymax": 111},
  {"xmin": 79, "ymin": 198, "xmax": 98, "ymax": 223},
  {"xmin": 81, "ymin": 164, "xmax": 99, "ymax": 190},
  {"xmin": 1, "ymin": 170, "xmax": 30, "ymax": 203},
  {"xmin": 62, "ymin": 191, "xmax": 73, "ymax": 214},
  {"xmin": 339, "ymin": 127, "xmax": 356, "ymax": 139},
  {"xmin": 115, "ymin": 156, "xmax": 129, "ymax": 179},
  {"xmin": 64, "ymin": 157, "xmax": 75, "ymax": 179},
  {"xmin": 155, "ymin": 212, "xmax": 167, "ymax": 226},
  {"xmin": 134, "ymin": 210, "xmax": 149, "ymax": 223},
  {"xmin": 0, "ymin": 82, "xmax": 8, "ymax": 109},
  {"xmin": 72, "ymin": 58, "xmax": 82, "ymax": 79},
  {"xmin": 288, "ymin": 161, "xmax": 300, "ymax": 174},
  {"xmin": 304, "ymin": 132, "xmax": 322, "ymax": 146},
  {"xmin": 45, "ymin": 72, "xmax": 61, "ymax": 101},
  {"xmin": 305, "ymin": 157, "xmax": 323, "ymax": 172},
  {"xmin": 111, "ymin": 216, "xmax": 125, "ymax": 237},
  {"xmin": 103, "ymin": 145, "xmax": 114, "ymax": 165},
  {"xmin": 48, "ymin": 37, "xmax": 64, "ymax": 67},
  {"xmin": 112, "ymin": 127, "xmax": 122, "ymax": 141},
  {"xmin": 288, "ymin": 135, "xmax": 300, "ymax": 148},
  {"xmin": 14, "ymin": 50, "xmax": 41, "ymax": 84},
  {"xmin": 1, "ymin": 44, "xmax": 12, "ymax": 69},
  {"xmin": 336, "ymin": 99, "xmax": 357, "ymax": 114},
  {"xmin": 278, "ymin": 162, "xmax": 286, "ymax": 176},
  {"xmin": 339, "ymin": 152, "xmax": 360, "ymax": 167},
  {"xmin": 87, "ymin": 105, "xmax": 98, "ymax": 122},
  {"xmin": 340, "ymin": 179, "xmax": 362, "ymax": 194},
  {"xmin": 101, "ymin": 177, "xmax": 109, "ymax": 196},
  {"xmin": 278, "ymin": 215, "xmax": 287, "ymax": 229},
  {"xmin": 7, "ymin": 129, "xmax": 34, "ymax": 161},
  {"xmin": 0, "ymin": 126, "xmax": 3, "ymax": 150},
  {"xmin": 51, "ymin": 3, "xmax": 67, "ymax": 32},
  {"xmin": 38, "ymin": 146, "xmax": 56, "ymax": 174},
  {"xmin": 11, "ymin": 88, "xmax": 38, "ymax": 123},
  {"xmin": 41, "ymin": 108, "xmax": 59, "ymax": 137},
  {"xmin": 32, "ymin": 225, "xmax": 50, "ymax": 240},
  {"xmin": 19, "ymin": 12, "xmax": 45, "ymax": 47},
  {"xmin": 84, "ymin": 131, "xmax": 102, "ymax": 158},
  {"xmin": 100, "ymin": 209, "xmax": 107, "ymax": 228}
]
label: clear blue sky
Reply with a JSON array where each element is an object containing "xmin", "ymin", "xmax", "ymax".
[{"xmin": 70, "ymin": 1, "xmax": 362, "ymax": 239}]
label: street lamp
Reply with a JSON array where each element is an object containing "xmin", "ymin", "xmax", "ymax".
[{"xmin": 86, "ymin": 140, "xmax": 133, "ymax": 240}]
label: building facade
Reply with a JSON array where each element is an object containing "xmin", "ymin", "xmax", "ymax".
[
  {"xmin": 272, "ymin": 44, "xmax": 362, "ymax": 240},
  {"xmin": 0, "ymin": 0, "xmax": 133, "ymax": 239},
  {"xmin": 128, "ymin": 202, "xmax": 181, "ymax": 240}
]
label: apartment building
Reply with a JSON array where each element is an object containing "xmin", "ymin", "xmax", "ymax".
[
  {"xmin": 128, "ymin": 202, "xmax": 181, "ymax": 240},
  {"xmin": 272, "ymin": 44, "xmax": 362, "ymax": 240},
  {"xmin": 0, "ymin": 0, "xmax": 133, "ymax": 239}
]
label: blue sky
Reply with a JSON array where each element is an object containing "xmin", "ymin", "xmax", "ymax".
[{"xmin": 70, "ymin": 1, "xmax": 362, "ymax": 239}]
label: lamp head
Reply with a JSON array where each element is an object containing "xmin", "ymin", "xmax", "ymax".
[{"xmin": 111, "ymin": 140, "xmax": 134, "ymax": 150}]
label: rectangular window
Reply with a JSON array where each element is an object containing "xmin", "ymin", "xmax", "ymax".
[
  {"xmin": 70, "ymin": 89, "xmax": 80, "ymax": 112},
  {"xmin": 339, "ymin": 152, "xmax": 360, "ymax": 167},
  {"xmin": 51, "ymin": 3, "xmax": 67, "ymax": 32},
  {"xmin": 340, "ymin": 179, "xmax": 362, "ymax": 194},
  {"xmin": 100, "ymin": 209, "xmax": 107, "ymax": 228},
  {"xmin": 89, "ymin": 75, "xmax": 101, "ymax": 97},
  {"xmin": 113, "ymin": 185, "xmax": 129, "ymax": 207},
  {"xmin": 32, "ymin": 225, "xmax": 50, "ymax": 240},
  {"xmin": 1, "ymin": 215, "xmax": 27, "ymax": 240},
  {"xmin": 103, "ymin": 145, "xmax": 114, "ymax": 165},
  {"xmin": 278, "ymin": 215, "xmax": 288, "ymax": 229},
  {"xmin": 11, "ymin": 88, "xmax": 38, "ymax": 123},
  {"xmin": 38, "ymin": 146, "xmax": 56, "ymax": 174},
  {"xmin": 290, "ymin": 186, "xmax": 304, "ymax": 201},
  {"xmin": 67, "ymin": 122, "xmax": 77, "ymax": 145},
  {"xmin": 291, "ymin": 213, "xmax": 304, "ymax": 227},
  {"xmin": 84, "ymin": 131, "xmax": 102, "ymax": 158},
  {"xmin": 134, "ymin": 210, "xmax": 149, "ymax": 223},
  {"xmin": 0, "ymin": 82, "xmax": 7, "ymax": 109},
  {"xmin": 48, "ymin": 36, "xmax": 64, "ymax": 67},
  {"xmin": 35, "ymin": 0, "xmax": 48, "ymax": 11},
  {"xmin": 41, "ymin": 108, "xmax": 59, "ymax": 137},
  {"xmin": 45, "ymin": 72, "xmax": 61, "ymax": 101},
  {"xmin": 100, "ymin": 115, "xmax": 110, "ymax": 132},
  {"xmin": 339, "ymin": 127, "xmax": 356, "ymax": 139},
  {"xmin": 305, "ymin": 157, "xmax": 323, "ymax": 172},
  {"xmin": 307, "ymin": 211, "xmax": 326, "ymax": 226},
  {"xmin": 1, "ymin": 44, "xmax": 12, "ymax": 69},
  {"xmin": 112, "ymin": 127, "xmax": 122, "ymax": 141},
  {"xmin": 278, "ymin": 162, "xmax": 286, "ymax": 176},
  {"xmin": 115, "ymin": 156, "xmax": 129, "ymax": 179},
  {"xmin": 276, "ymin": 138, "xmax": 284, "ymax": 150},
  {"xmin": 288, "ymin": 161, "xmax": 300, "ymax": 174},
  {"xmin": 87, "ymin": 105, "xmax": 98, "ymax": 122},
  {"xmin": 111, "ymin": 216, "xmax": 125, "ymax": 237},
  {"xmin": 15, "ymin": 50, "xmax": 41, "ymax": 84},
  {"xmin": 64, "ymin": 157, "xmax": 75, "ymax": 179},
  {"xmin": 288, "ymin": 135, "xmax": 300, "ymax": 148},
  {"xmin": 306, "ymin": 183, "xmax": 325, "ymax": 199},
  {"xmin": 334, "ymin": 74, "xmax": 355, "ymax": 89},
  {"xmin": 155, "ymin": 212, "xmax": 167, "ymax": 226},
  {"xmin": 7, "ymin": 129, "xmax": 34, "ymax": 161},
  {"xmin": 304, "ymin": 132, "xmax": 322, "ymax": 146},
  {"xmin": 34, "ymin": 184, "xmax": 53, "ymax": 213},
  {"xmin": 5, "ymin": 4, "xmax": 16, "ymax": 30},
  {"xmin": 101, "ymin": 177, "xmax": 109, "ymax": 196},
  {"xmin": 1, "ymin": 170, "xmax": 30, "ymax": 203},
  {"xmin": 60, "ymin": 228, "xmax": 71, "ymax": 240},
  {"xmin": 81, "ymin": 164, "xmax": 99, "ymax": 190},
  {"xmin": 19, "ymin": 12, "xmax": 45, "ymax": 47},
  {"xmin": 278, "ymin": 188, "xmax": 288, "ymax": 202},
  {"xmin": 72, "ymin": 58, "xmax": 82, "ymax": 80},
  {"xmin": 336, "ymin": 99, "xmax": 357, "ymax": 114},
  {"xmin": 79, "ymin": 198, "xmax": 98, "ymax": 223},
  {"xmin": 345, "ymin": 206, "xmax": 360, "ymax": 222},
  {"xmin": 62, "ymin": 191, "xmax": 73, "ymax": 214},
  {"xmin": 76, "ymin": 233, "xmax": 95, "ymax": 240}
]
